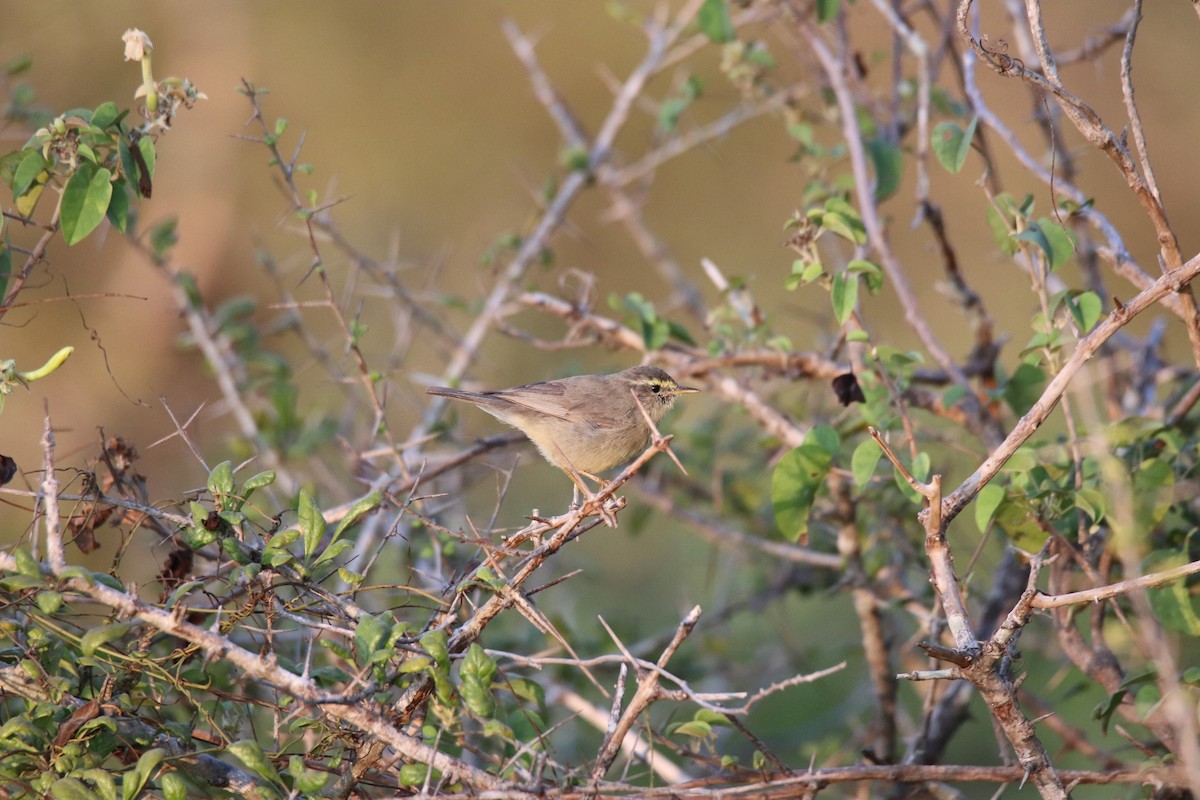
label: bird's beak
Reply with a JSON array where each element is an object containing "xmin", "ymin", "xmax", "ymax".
[{"xmin": 675, "ymin": 384, "xmax": 700, "ymax": 394}]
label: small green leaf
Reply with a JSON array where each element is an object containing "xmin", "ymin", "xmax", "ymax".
[
  {"xmin": 1001, "ymin": 362, "xmax": 1045, "ymax": 416},
  {"xmin": 80, "ymin": 622, "xmax": 131, "ymax": 656},
  {"xmin": 992, "ymin": 496, "xmax": 1049, "ymax": 551},
  {"xmin": 12, "ymin": 546, "xmax": 43, "ymax": 578},
  {"xmin": 288, "ymin": 755, "xmax": 328, "ymax": 794},
  {"xmin": 816, "ymin": 0, "xmax": 840, "ymax": 22},
  {"xmin": 772, "ymin": 444, "xmax": 833, "ymax": 540},
  {"xmin": 0, "ymin": 239, "xmax": 11, "ymax": 303},
  {"xmin": 334, "ymin": 491, "xmax": 382, "ymax": 537},
  {"xmin": 36, "ymin": 590, "xmax": 63, "ymax": 615},
  {"xmin": 228, "ymin": 740, "xmax": 281, "ymax": 784},
  {"xmin": 1133, "ymin": 459, "xmax": 1174, "ymax": 529},
  {"xmin": 986, "ymin": 204, "xmax": 1017, "ymax": 256},
  {"xmin": 1035, "ymin": 218, "xmax": 1075, "ymax": 270},
  {"xmin": 831, "ymin": 272, "xmax": 859, "ymax": 325},
  {"xmin": 667, "ymin": 319, "xmax": 696, "ymax": 345},
  {"xmin": 105, "ymin": 182, "xmax": 130, "ymax": 233},
  {"xmin": 931, "ymin": 116, "xmax": 977, "ymax": 174},
  {"xmin": 974, "ymin": 483, "xmax": 1005, "ymax": 534},
  {"xmin": 61, "ymin": 164, "xmax": 113, "ymax": 246},
  {"xmin": 51, "ymin": 778, "xmax": 96, "ymax": 800},
  {"xmin": 136, "ymin": 136, "xmax": 156, "ymax": 181},
  {"xmin": 850, "ymin": 439, "xmax": 882, "ymax": 489},
  {"xmin": 12, "ymin": 149, "xmax": 47, "ymax": 198},
  {"xmin": 398, "ymin": 764, "xmax": 431, "ymax": 786},
  {"xmin": 4, "ymin": 55, "xmax": 33, "ymax": 76},
  {"xmin": 1015, "ymin": 219, "xmax": 1075, "ymax": 270},
  {"xmin": 313, "ymin": 539, "xmax": 353, "ymax": 567},
  {"xmin": 298, "ymin": 490, "xmax": 326, "ymax": 559},
  {"xmin": 461, "ymin": 643, "xmax": 498, "ymax": 717},
  {"xmin": 697, "ymin": 0, "xmax": 735, "ymax": 42},
  {"xmin": 148, "ymin": 217, "xmax": 178, "ymax": 260},
  {"xmin": 1075, "ymin": 486, "xmax": 1106, "ymax": 524},
  {"xmin": 820, "ymin": 198, "xmax": 867, "ymax": 244},
  {"xmin": 864, "ymin": 138, "xmax": 903, "ymax": 202},
  {"xmin": 1075, "ymin": 291, "xmax": 1102, "ymax": 332},
  {"xmin": 122, "ymin": 748, "xmax": 166, "ymax": 800},
  {"xmin": 160, "ymin": 772, "xmax": 187, "ymax": 800},
  {"xmin": 808, "ymin": 424, "xmax": 841, "ymax": 456},
  {"xmin": 207, "ymin": 461, "xmax": 234, "ymax": 499},
  {"xmin": 90, "ymin": 101, "xmax": 121, "ymax": 130},
  {"xmin": 354, "ymin": 612, "xmax": 389, "ymax": 665},
  {"xmin": 847, "ymin": 259, "xmax": 883, "ymax": 293},
  {"xmin": 671, "ymin": 720, "xmax": 714, "ymax": 738}
]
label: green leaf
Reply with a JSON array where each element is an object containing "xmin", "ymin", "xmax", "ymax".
[
  {"xmin": 1035, "ymin": 218, "xmax": 1075, "ymax": 270},
  {"xmin": 847, "ymin": 258, "xmax": 883, "ymax": 293},
  {"xmin": 671, "ymin": 720, "xmax": 714, "ymax": 738},
  {"xmin": 974, "ymin": 483, "xmax": 1005, "ymax": 534},
  {"xmin": 697, "ymin": 0, "xmax": 735, "ymax": 43},
  {"xmin": 4, "ymin": 54, "xmax": 33, "ymax": 76},
  {"xmin": 288, "ymin": 755, "xmax": 328, "ymax": 795},
  {"xmin": 0, "ymin": 238, "xmax": 11, "ymax": 303},
  {"xmin": 80, "ymin": 622, "xmax": 131, "ymax": 656},
  {"xmin": 772, "ymin": 444, "xmax": 833, "ymax": 540},
  {"xmin": 136, "ymin": 136, "xmax": 156, "ymax": 182},
  {"xmin": 35, "ymin": 590, "xmax": 63, "ymax": 615},
  {"xmin": 61, "ymin": 164, "xmax": 113, "ymax": 246},
  {"xmin": 1147, "ymin": 573, "xmax": 1200, "ymax": 635},
  {"xmin": 1075, "ymin": 486, "xmax": 1106, "ymax": 525},
  {"xmin": 930, "ymin": 116, "xmax": 977, "ymax": 174},
  {"xmin": 90, "ymin": 101, "xmax": 122, "ymax": 130},
  {"xmin": 986, "ymin": 201, "xmax": 1018, "ymax": 256},
  {"xmin": 12, "ymin": 546, "xmax": 44, "ymax": 578},
  {"xmin": 1074, "ymin": 290, "xmax": 1102, "ymax": 332},
  {"xmin": 51, "ymin": 778, "xmax": 96, "ymax": 800},
  {"xmin": 122, "ymin": 748, "xmax": 165, "ymax": 800},
  {"xmin": 667, "ymin": 319, "xmax": 696, "ymax": 345},
  {"xmin": 658, "ymin": 76, "xmax": 702, "ymax": 134},
  {"xmin": 334, "ymin": 491, "xmax": 382, "ymax": 537},
  {"xmin": 160, "ymin": 772, "xmax": 187, "ymax": 800},
  {"xmin": 1015, "ymin": 219, "xmax": 1074, "ymax": 270},
  {"xmin": 816, "ymin": 0, "xmax": 840, "ymax": 22},
  {"xmin": 207, "ymin": 460, "xmax": 234, "ymax": 499},
  {"xmin": 1001, "ymin": 362, "xmax": 1045, "ymax": 416},
  {"xmin": 1133, "ymin": 459, "xmax": 1174, "ymax": 529},
  {"xmin": 808, "ymin": 424, "xmax": 840, "ymax": 456},
  {"xmin": 993, "ymin": 496, "xmax": 1049, "ymax": 551},
  {"xmin": 298, "ymin": 490, "xmax": 326, "ymax": 559},
  {"xmin": 1145, "ymin": 549, "xmax": 1200, "ymax": 635},
  {"xmin": 12, "ymin": 149, "xmax": 47, "ymax": 198},
  {"xmin": 831, "ymin": 272, "xmax": 858, "ymax": 325},
  {"xmin": 354, "ymin": 612, "xmax": 389, "ymax": 665},
  {"xmin": 398, "ymin": 764, "xmax": 431, "ymax": 786},
  {"xmin": 864, "ymin": 138, "xmax": 903, "ymax": 202},
  {"xmin": 313, "ymin": 539, "xmax": 353, "ymax": 567},
  {"xmin": 850, "ymin": 439, "xmax": 882, "ymax": 489},
  {"xmin": 461, "ymin": 643, "xmax": 498, "ymax": 717},
  {"xmin": 820, "ymin": 198, "xmax": 867, "ymax": 244},
  {"xmin": 228, "ymin": 740, "xmax": 281, "ymax": 784},
  {"xmin": 148, "ymin": 217, "xmax": 178, "ymax": 261},
  {"xmin": 242, "ymin": 470, "xmax": 276, "ymax": 493},
  {"xmin": 105, "ymin": 182, "xmax": 130, "ymax": 233}
]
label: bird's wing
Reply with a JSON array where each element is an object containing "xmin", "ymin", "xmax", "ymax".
[{"xmin": 496, "ymin": 381, "xmax": 581, "ymax": 423}]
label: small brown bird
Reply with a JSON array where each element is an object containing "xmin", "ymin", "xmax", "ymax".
[{"xmin": 427, "ymin": 365, "xmax": 698, "ymax": 503}]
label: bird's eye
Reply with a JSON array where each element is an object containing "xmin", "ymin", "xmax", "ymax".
[{"xmin": 651, "ymin": 384, "xmax": 661, "ymax": 393}]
